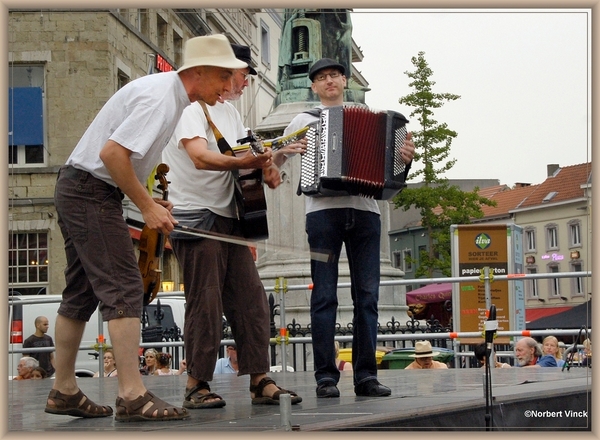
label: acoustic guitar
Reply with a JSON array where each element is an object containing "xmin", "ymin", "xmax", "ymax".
[{"xmin": 233, "ymin": 127, "xmax": 309, "ymax": 241}]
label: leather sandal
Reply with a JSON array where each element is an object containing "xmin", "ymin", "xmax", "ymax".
[
  {"xmin": 115, "ymin": 390, "xmax": 189, "ymax": 422},
  {"xmin": 45, "ymin": 389, "xmax": 113, "ymax": 418},
  {"xmin": 183, "ymin": 382, "xmax": 226, "ymax": 409},
  {"xmin": 249, "ymin": 376, "xmax": 302, "ymax": 405}
]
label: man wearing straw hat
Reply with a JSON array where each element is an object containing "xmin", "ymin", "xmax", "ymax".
[
  {"xmin": 47, "ymin": 34, "xmax": 246, "ymax": 422},
  {"xmin": 405, "ymin": 341, "xmax": 449, "ymax": 369}
]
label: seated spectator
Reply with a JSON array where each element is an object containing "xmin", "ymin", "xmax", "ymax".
[
  {"xmin": 405, "ymin": 341, "xmax": 448, "ymax": 369},
  {"xmin": 13, "ymin": 356, "xmax": 39, "ymax": 380},
  {"xmin": 514, "ymin": 337, "xmax": 557, "ymax": 367},
  {"xmin": 335, "ymin": 341, "xmax": 352, "ymax": 371},
  {"xmin": 141, "ymin": 348, "xmax": 159, "ymax": 375},
  {"xmin": 31, "ymin": 366, "xmax": 48, "ymax": 380},
  {"xmin": 154, "ymin": 352, "xmax": 182, "ymax": 376},
  {"xmin": 582, "ymin": 338, "xmax": 592, "ymax": 367},
  {"xmin": 214, "ymin": 345, "xmax": 238, "ymax": 374},
  {"xmin": 542, "ymin": 336, "xmax": 565, "ymax": 368},
  {"xmin": 474, "ymin": 342, "xmax": 511, "ymax": 368},
  {"xmin": 93, "ymin": 348, "xmax": 118, "ymax": 378}
]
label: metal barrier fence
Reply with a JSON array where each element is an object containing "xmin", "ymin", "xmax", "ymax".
[{"xmin": 9, "ymin": 271, "xmax": 591, "ymax": 373}]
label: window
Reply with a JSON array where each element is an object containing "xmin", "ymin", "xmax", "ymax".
[
  {"xmin": 548, "ymin": 264, "xmax": 560, "ymax": 297},
  {"xmin": 9, "ymin": 232, "xmax": 49, "ymax": 291},
  {"xmin": 139, "ymin": 9, "xmax": 149, "ymax": 35},
  {"xmin": 8, "ymin": 64, "xmax": 46, "ymax": 167},
  {"xmin": 526, "ymin": 267, "xmax": 538, "ymax": 298},
  {"xmin": 546, "ymin": 224, "xmax": 558, "ymax": 250},
  {"xmin": 173, "ymin": 31, "xmax": 183, "ymax": 67},
  {"xmin": 260, "ymin": 21, "xmax": 270, "ymax": 65},
  {"xmin": 157, "ymin": 14, "xmax": 168, "ymax": 51},
  {"xmin": 402, "ymin": 249, "xmax": 412, "ymax": 272},
  {"xmin": 571, "ymin": 261, "xmax": 585, "ymax": 296},
  {"xmin": 569, "ymin": 221, "xmax": 581, "ymax": 247},
  {"xmin": 392, "ymin": 251, "xmax": 402, "ymax": 269},
  {"xmin": 525, "ymin": 228, "xmax": 536, "ymax": 252},
  {"xmin": 117, "ymin": 69, "xmax": 129, "ymax": 90}
]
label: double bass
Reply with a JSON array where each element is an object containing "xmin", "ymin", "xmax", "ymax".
[{"xmin": 138, "ymin": 163, "xmax": 170, "ymax": 306}]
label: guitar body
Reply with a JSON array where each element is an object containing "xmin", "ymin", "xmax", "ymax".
[
  {"xmin": 236, "ymin": 162, "xmax": 269, "ymax": 241},
  {"xmin": 233, "ymin": 126, "xmax": 312, "ymax": 241}
]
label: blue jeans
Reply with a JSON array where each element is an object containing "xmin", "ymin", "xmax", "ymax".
[{"xmin": 306, "ymin": 208, "xmax": 381, "ymax": 387}]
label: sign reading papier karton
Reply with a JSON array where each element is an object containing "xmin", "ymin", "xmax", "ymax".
[{"xmin": 451, "ymin": 224, "xmax": 525, "ymax": 344}]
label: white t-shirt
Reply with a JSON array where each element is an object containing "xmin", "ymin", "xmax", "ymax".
[
  {"xmin": 163, "ymin": 101, "xmax": 246, "ymax": 218},
  {"xmin": 283, "ymin": 107, "xmax": 380, "ymax": 215},
  {"xmin": 66, "ymin": 71, "xmax": 190, "ymax": 187}
]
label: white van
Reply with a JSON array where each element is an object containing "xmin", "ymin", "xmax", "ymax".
[{"xmin": 8, "ymin": 293, "xmax": 186, "ymax": 378}]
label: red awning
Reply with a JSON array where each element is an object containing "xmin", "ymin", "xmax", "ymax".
[
  {"xmin": 128, "ymin": 226, "xmax": 172, "ymax": 250},
  {"xmin": 525, "ymin": 306, "xmax": 572, "ymax": 323},
  {"xmin": 129, "ymin": 226, "xmax": 142, "ymax": 240},
  {"xmin": 406, "ymin": 283, "xmax": 452, "ymax": 305}
]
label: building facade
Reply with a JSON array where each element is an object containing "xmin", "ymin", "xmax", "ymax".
[
  {"xmin": 388, "ymin": 163, "xmax": 592, "ymax": 323},
  {"xmin": 8, "ymin": 8, "xmax": 284, "ymax": 296}
]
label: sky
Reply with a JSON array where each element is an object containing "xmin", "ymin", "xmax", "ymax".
[{"xmin": 350, "ymin": 9, "xmax": 591, "ymax": 188}]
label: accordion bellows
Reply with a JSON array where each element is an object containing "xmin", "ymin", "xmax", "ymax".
[{"xmin": 300, "ymin": 105, "xmax": 409, "ymax": 200}]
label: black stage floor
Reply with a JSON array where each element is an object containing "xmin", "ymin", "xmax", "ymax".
[{"xmin": 7, "ymin": 368, "xmax": 592, "ymax": 432}]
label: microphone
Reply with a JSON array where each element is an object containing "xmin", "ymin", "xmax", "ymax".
[{"xmin": 485, "ymin": 305, "xmax": 498, "ymax": 352}]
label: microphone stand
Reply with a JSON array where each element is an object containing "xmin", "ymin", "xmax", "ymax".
[{"xmin": 484, "ymin": 304, "xmax": 497, "ymax": 431}]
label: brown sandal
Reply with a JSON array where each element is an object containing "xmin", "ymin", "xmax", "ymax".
[
  {"xmin": 45, "ymin": 389, "xmax": 113, "ymax": 418},
  {"xmin": 249, "ymin": 377, "xmax": 302, "ymax": 405},
  {"xmin": 115, "ymin": 390, "xmax": 189, "ymax": 422},
  {"xmin": 183, "ymin": 382, "xmax": 226, "ymax": 409}
]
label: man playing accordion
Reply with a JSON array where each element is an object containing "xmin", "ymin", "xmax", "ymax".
[{"xmin": 276, "ymin": 58, "xmax": 415, "ymax": 398}]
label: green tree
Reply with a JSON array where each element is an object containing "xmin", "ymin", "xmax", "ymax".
[{"xmin": 394, "ymin": 51, "xmax": 496, "ymax": 278}]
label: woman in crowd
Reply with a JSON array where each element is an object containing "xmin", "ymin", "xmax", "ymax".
[
  {"xmin": 154, "ymin": 352, "xmax": 185, "ymax": 376},
  {"xmin": 542, "ymin": 336, "xmax": 565, "ymax": 368},
  {"xmin": 142, "ymin": 348, "xmax": 159, "ymax": 375},
  {"xmin": 93, "ymin": 348, "xmax": 118, "ymax": 377}
]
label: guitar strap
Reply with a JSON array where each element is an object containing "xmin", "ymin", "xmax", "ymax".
[{"xmin": 197, "ymin": 100, "xmax": 245, "ymax": 219}]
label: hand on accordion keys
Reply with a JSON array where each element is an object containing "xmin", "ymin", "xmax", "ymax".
[{"xmin": 400, "ymin": 132, "xmax": 415, "ymax": 164}]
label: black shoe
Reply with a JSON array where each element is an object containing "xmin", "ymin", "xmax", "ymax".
[
  {"xmin": 354, "ymin": 379, "xmax": 391, "ymax": 397},
  {"xmin": 316, "ymin": 382, "xmax": 340, "ymax": 398}
]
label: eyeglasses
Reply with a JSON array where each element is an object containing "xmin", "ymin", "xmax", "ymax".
[
  {"xmin": 313, "ymin": 71, "xmax": 342, "ymax": 82},
  {"xmin": 238, "ymin": 70, "xmax": 250, "ymax": 81}
]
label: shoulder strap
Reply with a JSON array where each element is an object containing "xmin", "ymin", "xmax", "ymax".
[
  {"xmin": 303, "ymin": 108, "xmax": 321, "ymax": 118},
  {"xmin": 197, "ymin": 101, "xmax": 244, "ymax": 219},
  {"xmin": 197, "ymin": 100, "xmax": 235, "ymax": 157}
]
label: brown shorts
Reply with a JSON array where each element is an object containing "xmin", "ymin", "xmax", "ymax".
[{"xmin": 54, "ymin": 165, "xmax": 143, "ymax": 322}]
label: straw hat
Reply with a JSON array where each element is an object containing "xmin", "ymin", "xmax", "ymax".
[
  {"xmin": 411, "ymin": 341, "xmax": 440, "ymax": 358},
  {"xmin": 177, "ymin": 34, "xmax": 247, "ymax": 73}
]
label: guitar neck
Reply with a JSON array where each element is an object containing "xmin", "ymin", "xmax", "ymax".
[{"xmin": 233, "ymin": 126, "xmax": 309, "ymax": 155}]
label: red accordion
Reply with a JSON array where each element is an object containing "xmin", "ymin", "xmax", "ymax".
[{"xmin": 300, "ymin": 105, "xmax": 409, "ymax": 200}]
